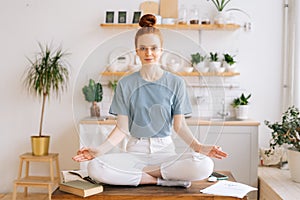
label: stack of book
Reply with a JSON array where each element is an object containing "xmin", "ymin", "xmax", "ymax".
[{"xmin": 59, "ymin": 170, "xmax": 103, "ymax": 197}]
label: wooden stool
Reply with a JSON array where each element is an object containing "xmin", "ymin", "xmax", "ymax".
[{"xmin": 12, "ymin": 153, "xmax": 60, "ymax": 200}]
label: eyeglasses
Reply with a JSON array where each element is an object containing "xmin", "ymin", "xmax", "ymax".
[{"xmin": 137, "ymin": 46, "xmax": 161, "ymax": 52}]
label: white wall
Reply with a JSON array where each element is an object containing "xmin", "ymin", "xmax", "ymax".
[{"xmin": 0, "ymin": 0, "xmax": 283, "ymax": 193}]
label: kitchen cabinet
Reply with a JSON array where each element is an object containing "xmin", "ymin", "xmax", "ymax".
[
  {"xmin": 175, "ymin": 124, "xmax": 259, "ymax": 187},
  {"xmin": 78, "ymin": 118, "xmax": 259, "ymax": 188}
]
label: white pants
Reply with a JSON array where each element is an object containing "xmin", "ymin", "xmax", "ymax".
[{"xmin": 88, "ymin": 136, "xmax": 214, "ymax": 186}]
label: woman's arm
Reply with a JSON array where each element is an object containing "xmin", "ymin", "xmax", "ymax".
[
  {"xmin": 173, "ymin": 114, "xmax": 228, "ymax": 159},
  {"xmin": 72, "ymin": 115, "xmax": 129, "ymax": 162}
]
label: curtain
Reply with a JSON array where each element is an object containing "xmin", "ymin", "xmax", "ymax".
[{"xmin": 282, "ymin": 0, "xmax": 300, "ymax": 110}]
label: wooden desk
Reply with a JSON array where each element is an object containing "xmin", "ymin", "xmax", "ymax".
[{"xmin": 52, "ymin": 171, "xmax": 247, "ymax": 200}]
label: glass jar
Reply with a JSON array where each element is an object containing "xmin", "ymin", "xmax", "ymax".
[
  {"xmin": 178, "ymin": 4, "xmax": 187, "ymax": 25},
  {"xmin": 189, "ymin": 6, "xmax": 199, "ymax": 24}
]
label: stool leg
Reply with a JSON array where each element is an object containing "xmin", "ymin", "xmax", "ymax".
[
  {"xmin": 48, "ymin": 185, "xmax": 52, "ymax": 200},
  {"xmin": 55, "ymin": 157, "xmax": 60, "ymax": 182},
  {"xmin": 12, "ymin": 183, "xmax": 17, "ymax": 200}
]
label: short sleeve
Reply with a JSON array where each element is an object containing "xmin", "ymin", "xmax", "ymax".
[
  {"xmin": 109, "ymin": 82, "xmax": 128, "ymax": 116},
  {"xmin": 172, "ymin": 79, "xmax": 192, "ymax": 115}
]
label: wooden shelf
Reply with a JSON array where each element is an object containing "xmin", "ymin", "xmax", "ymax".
[
  {"xmin": 101, "ymin": 71, "xmax": 240, "ymax": 77},
  {"xmin": 100, "ymin": 23, "xmax": 240, "ymax": 31}
]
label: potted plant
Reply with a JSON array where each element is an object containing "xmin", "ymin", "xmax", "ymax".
[
  {"xmin": 231, "ymin": 93, "xmax": 251, "ymax": 120},
  {"xmin": 23, "ymin": 43, "xmax": 70, "ymax": 156},
  {"xmin": 264, "ymin": 106, "xmax": 300, "ymax": 182},
  {"xmin": 208, "ymin": 0, "xmax": 232, "ymax": 24},
  {"xmin": 223, "ymin": 53, "xmax": 237, "ymax": 72},
  {"xmin": 191, "ymin": 52, "xmax": 208, "ymax": 72},
  {"xmin": 208, "ymin": 52, "xmax": 223, "ymax": 72},
  {"xmin": 108, "ymin": 80, "xmax": 118, "ymax": 92},
  {"xmin": 82, "ymin": 79, "xmax": 103, "ymax": 118}
]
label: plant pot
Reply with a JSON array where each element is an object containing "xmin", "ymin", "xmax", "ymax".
[
  {"xmin": 209, "ymin": 61, "xmax": 222, "ymax": 72},
  {"xmin": 287, "ymin": 148, "xmax": 300, "ymax": 182},
  {"xmin": 194, "ymin": 62, "xmax": 209, "ymax": 73},
  {"xmin": 91, "ymin": 101, "xmax": 100, "ymax": 117},
  {"xmin": 235, "ymin": 105, "xmax": 249, "ymax": 120},
  {"xmin": 223, "ymin": 62, "xmax": 237, "ymax": 72},
  {"xmin": 31, "ymin": 135, "xmax": 50, "ymax": 156},
  {"xmin": 214, "ymin": 11, "xmax": 228, "ymax": 25}
]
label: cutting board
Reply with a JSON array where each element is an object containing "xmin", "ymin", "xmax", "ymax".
[
  {"xmin": 140, "ymin": 1, "xmax": 159, "ymax": 15},
  {"xmin": 160, "ymin": 0, "xmax": 178, "ymax": 18}
]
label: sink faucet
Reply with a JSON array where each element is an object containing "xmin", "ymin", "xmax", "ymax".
[{"xmin": 217, "ymin": 99, "xmax": 230, "ymax": 118}]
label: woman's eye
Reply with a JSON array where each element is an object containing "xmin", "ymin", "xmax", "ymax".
[
  {"xmin": 151, "ymin": 47, "xmax": 157, "ymax": 51},
  {"xmin": 139, "ymin": 47, "xmax": 146, "ymax": 51}
]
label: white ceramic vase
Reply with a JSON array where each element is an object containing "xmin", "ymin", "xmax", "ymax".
[
  {"xmin": 214, "ymin": 11, "xmax": 228, "ymax": 25},
  {"xmin": 235, "ymin": 105, "xmax": 249, "ymax": 120},
  {"xmin": 287, "ymin": 148, "xmax": 300, "ymax": 182},
  {"xmin": 209, "ymin": 61, "xmax": 222, "ymax": 72},
  {"xmin": 195, "ymin": 62, "xmax": 209, "ymax": 73},
  {"xmin": 223, "ymin": 62, "xmax": 237, "ymax": 72}
]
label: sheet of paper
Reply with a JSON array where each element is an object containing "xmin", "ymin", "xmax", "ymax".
[{"xmin": 200, "ymin": 180, "xmax": 257, "ymax": 198}]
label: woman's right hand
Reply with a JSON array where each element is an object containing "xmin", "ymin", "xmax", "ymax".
[{"xmin": 72, "ymin": 147, "xmax": 97, "ymax": 162}]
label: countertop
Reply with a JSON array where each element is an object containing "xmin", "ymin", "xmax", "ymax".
[{"xmin": 80, "ymin": 117, "xmax": 260, "ymax": 126}]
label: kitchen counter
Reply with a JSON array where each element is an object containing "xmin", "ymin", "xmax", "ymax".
[{"xmin": 79, "ymin": 116, "xmax": 260, "ymax": 126}]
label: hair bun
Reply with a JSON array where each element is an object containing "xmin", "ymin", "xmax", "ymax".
[{"xmin": 139, "ymin": 14, "xmax": 156, "ymax": 27}]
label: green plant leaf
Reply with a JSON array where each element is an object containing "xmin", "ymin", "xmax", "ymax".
[
  {"xmin": 82, "ymin": 79, "xmax": 103, "ymax": 103},
  {"xmin": 23, "ymin": 42, "xmax": 70, "ymax": 136}
]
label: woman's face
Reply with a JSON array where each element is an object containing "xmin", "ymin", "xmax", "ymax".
[{"xmin": 136, "ymin": 34, "xmax": 162, "ymax": 65}]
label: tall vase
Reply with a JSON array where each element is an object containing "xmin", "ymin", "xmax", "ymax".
[{"xmin": 90, "ymin": 101, "xmax": 100, "ymax": 118}]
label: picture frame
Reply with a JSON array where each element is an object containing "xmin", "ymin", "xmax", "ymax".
[
  {"xmin": 132, "ymin": 11, "xmax": 142, "ymax": 24},
  {"xmin": 118, "ymin": 11, "xmax": 127, "ymax": 24},
  {"xmin": 105, "ymin": 11, "xmax": 115, "ymax": 23}
]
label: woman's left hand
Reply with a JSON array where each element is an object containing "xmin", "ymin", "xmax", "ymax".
[{"xmin": 199, "ymin": 145, "xmax": 228, "ymax": 159}]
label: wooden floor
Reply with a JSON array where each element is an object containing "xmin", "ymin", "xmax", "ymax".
[{"xmin": 0, "ymin": 193, "xmax": 48, "ymax": 200}]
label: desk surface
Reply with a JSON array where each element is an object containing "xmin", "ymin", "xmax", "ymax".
[{"xmin": 52, "ymin": 171, "xmax": 247, "ymax": 200}]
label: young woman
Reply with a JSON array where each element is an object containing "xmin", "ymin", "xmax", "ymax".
[{"xmin": 73, "ymin": 14, "xmax": 227, "ymax": 188}]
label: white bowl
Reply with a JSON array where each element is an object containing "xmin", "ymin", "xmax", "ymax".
[{"xmin": 182, "ymin": 67, "xmax": 194, "ymax": 73}]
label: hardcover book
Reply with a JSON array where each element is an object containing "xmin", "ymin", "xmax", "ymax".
[{"xmin": 59, "ymin": 180, "xmax": 103, "ymax": 197}]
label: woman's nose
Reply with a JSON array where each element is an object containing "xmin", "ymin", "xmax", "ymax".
[{"xmin": 145, "ymin": 48, "xmax": 152, "ymax": 56}]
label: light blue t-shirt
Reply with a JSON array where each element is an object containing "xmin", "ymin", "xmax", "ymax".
[{"xmin": 109, "ymin": 71, "xmax": 192, "ymax": 138}]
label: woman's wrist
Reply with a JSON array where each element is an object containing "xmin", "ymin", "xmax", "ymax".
[{"xmin": 191, "ymin": 140, "xmax": 202, "ymax": 153}]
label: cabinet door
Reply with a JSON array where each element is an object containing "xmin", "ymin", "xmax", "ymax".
[
  {"xmin": 189, "ymin": 125, "xmax": 258, "ymax": 187},
  {"xmin": 79, "ymin": 124, "xmax": 127, "ymax": 170}
]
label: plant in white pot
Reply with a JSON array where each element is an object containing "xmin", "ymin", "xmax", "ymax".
[
  {"xmin": 231, "ymin": 93, "xmax": 251, "ymax": 120},
  {"xmin": 208, "ymin": 52, "xmax": 224, "ymax": 72},
  {"xmin": 223, "ymin": 53, "xmax": 237, "ymax": 72},
  {"xmin": 82, "ymin": 79, "xmax": 103, "ymax": 118},
  {"xmin": 23, "ymin": 43, "xmax": 70, "ymax": 156},
  {"xmin": 191, "ymin": 52, "xmax": 208, "ymax": 73},
  {"xmin": 265, "ymin": 106, "xmax": 300, "ymax": 182},
  {"xmin": 208, "ymin": 0, "xmax": 232, "ymax": 24}
]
